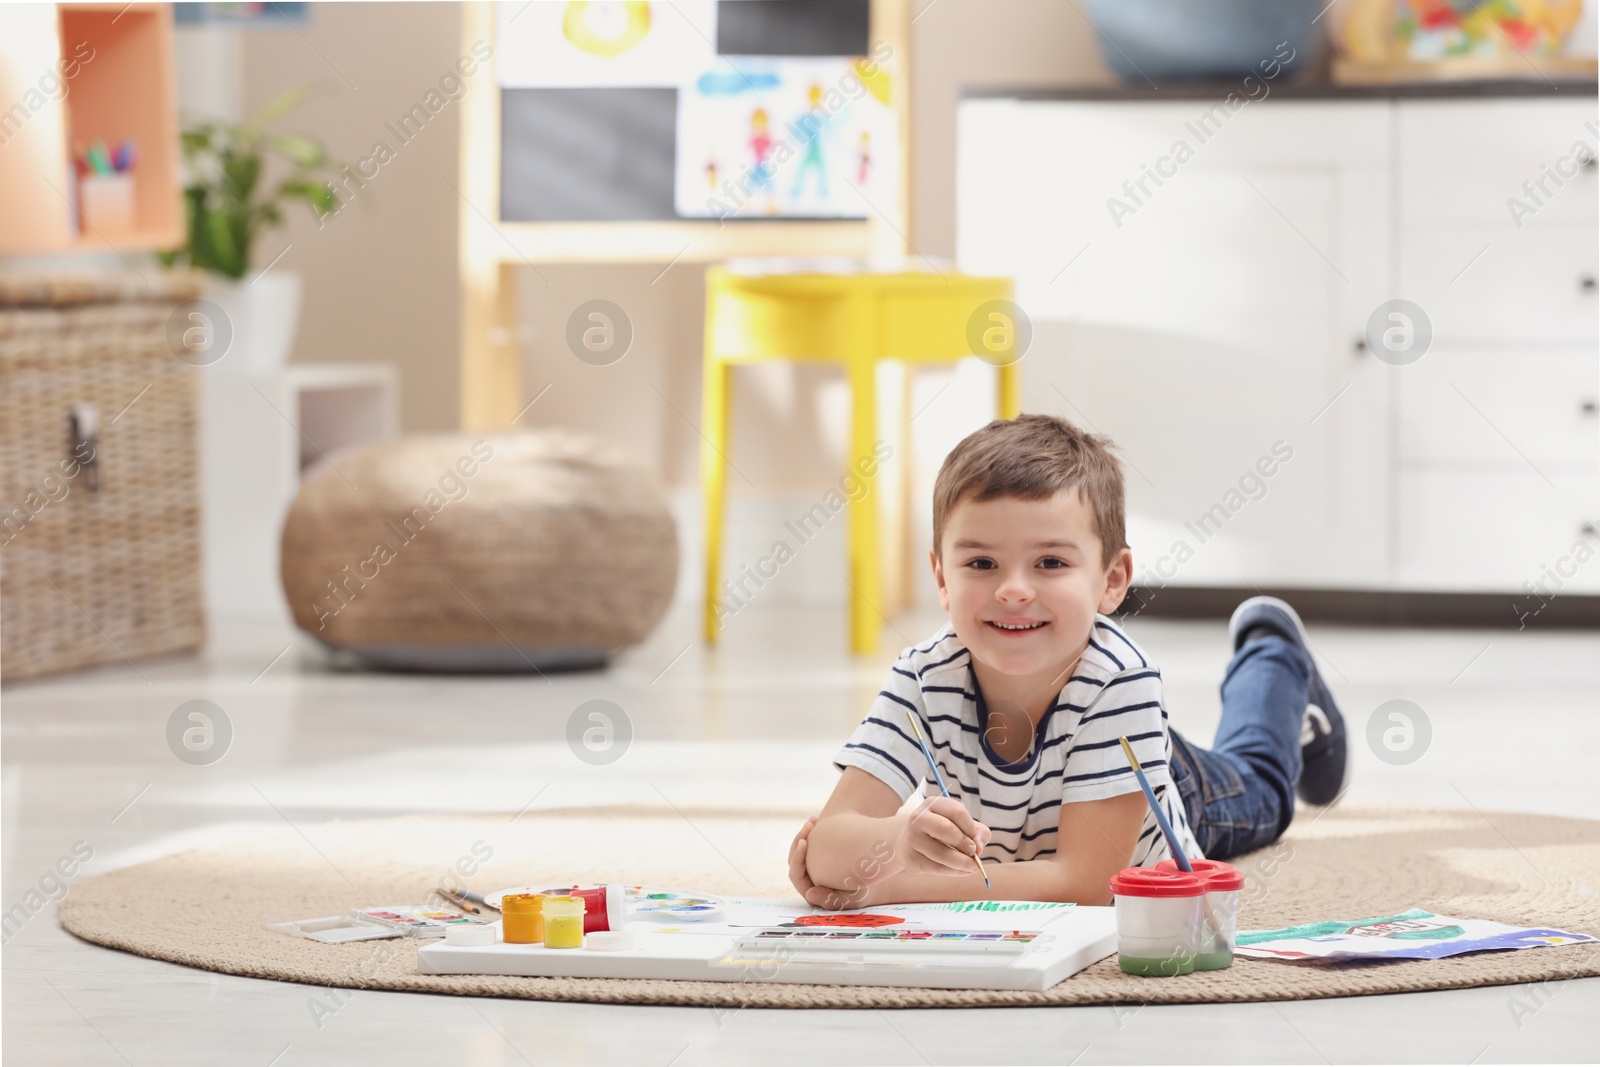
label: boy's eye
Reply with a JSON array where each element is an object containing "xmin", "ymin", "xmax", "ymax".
[{"xmin": 964, "ymin": 557, "xmax": 1069, "ymax": 571}]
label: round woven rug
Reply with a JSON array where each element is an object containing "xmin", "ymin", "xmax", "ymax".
[{"xmin": 60, "ymin": 805, "xmax": 1600, "ymax": 1008}]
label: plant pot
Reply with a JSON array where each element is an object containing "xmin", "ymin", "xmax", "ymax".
[
  {"xmin": 203, "ymin": 270, "xmax": 303, "ymax": 375},
  {"xmin": 1085, "ymin": 0, "xmax": 1319, "ymax": 83}
]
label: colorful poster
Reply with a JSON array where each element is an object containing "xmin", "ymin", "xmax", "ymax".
[
  {"xmin": 1236, "ymin": 909, "xmax": 1596, "ymax": 962},
  {"xmin": 496, "ymin": 0, "xmax": 716, "ymax": 87},
  {"xmin": 674, "ymin": 55, "xmax": 899, "ymax": 220}
]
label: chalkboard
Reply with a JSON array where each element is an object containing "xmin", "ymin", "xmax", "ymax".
[
  {"xmin": 717, "ymin": 0, "xmax": 870, "ymax": 56},
  {"xmin": 501, "ymin": 88, "xmax": 679, "ymax": 222}
]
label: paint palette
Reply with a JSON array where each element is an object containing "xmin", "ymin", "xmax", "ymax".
[
  {"xmin": 734, "ymin": 928, "xmax": 1044, "ymax": 955},
  {"xmin": 352, "ymin": 906, "xmax": 484, "ymax": 937},
  {"xmin": 485, "ymin": 884, "xmax": 726, "ymax": 923}
]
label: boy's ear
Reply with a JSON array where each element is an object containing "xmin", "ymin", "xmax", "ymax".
[
  {"xmin": 1098, "ymin": 546, "xmax": 1134, "ymax": 615},
  {"xmin": 929, "ymin": 546, "xmax": 950, "ymax": 612}
]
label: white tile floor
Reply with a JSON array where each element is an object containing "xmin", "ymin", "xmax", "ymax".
[{"xmin": 4, "ymin": 601, "xmax": 1597, "ymax": 1065}]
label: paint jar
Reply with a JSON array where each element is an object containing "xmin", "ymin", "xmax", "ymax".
[
  {"xmin": 568, "ymin": 884, "xmax": 627, "ymax": 934},
  {"xmin": 1108, "ymin": 867, "xmax": 1207, "ymax": 976},
  {"xmin": 1156, "ymin": 859, "xmax": 1243, "ymax": 969},
  {"xmin": 541, "ymin": 895, "xmax": 586, "ymax": 949},
  {"xmin": 500, "ymin": 893, "xmax": 545, "ymax": 944}
]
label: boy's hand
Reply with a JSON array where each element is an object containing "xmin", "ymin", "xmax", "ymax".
[
  {"xmin": 894, "ymin": 797, "xmax": 991, "ymax": 876},
  {"xmin": 788, "ymin": 815, "xmax": 875, "ymax": 909},
  {"xmin": 787, "ymin": 816, "xmax": 820, "ymax": 900}
]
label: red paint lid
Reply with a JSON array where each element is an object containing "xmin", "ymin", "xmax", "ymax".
[
  {"xmin": 1108, "ymin": 866, "xmax": 1206, "ymax": 898},
  {"xmin": 1155, "ymin": 858, "xmax": 1244, "ymax": 891}
]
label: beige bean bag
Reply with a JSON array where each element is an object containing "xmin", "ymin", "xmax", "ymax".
[{"xmin": 280, "ymin": 431, "xmax": 677, "ymax": 671}]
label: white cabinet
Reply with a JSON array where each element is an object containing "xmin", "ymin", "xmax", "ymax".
[
  {"xmin": 960, "ymin": 98, "xmax": 1391, "ymax": 589},
  {"xmin": 958, "ymin": 91, "xmax": 1599, "ymax": 596},
  {"xmin": 1393, "ymin": 98, "xmax": 1600, "ymax": 595}
]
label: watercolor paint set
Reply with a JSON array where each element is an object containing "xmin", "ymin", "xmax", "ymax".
[
  {"xmin": 267, "ymin": 906, "xmax": 490, "ymax": 944},
  {"xmin": 352, "ymin": 906, "xmax": 486, "ymax": 936},
  {"xmin": 730, "ymin": 928, "xmax": 1045, "ymax": 958}
]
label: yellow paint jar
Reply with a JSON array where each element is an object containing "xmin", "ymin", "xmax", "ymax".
[
  {"xmin": 500, "ymin": 893, "xmax": 546, "ymax": 944},
  {"xmin": 541, "ymin": 895, "xmax": 586, "ymax": 949}
]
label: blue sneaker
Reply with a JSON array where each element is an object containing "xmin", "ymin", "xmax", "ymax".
[{"xmin": 1228, "ymin": 596, "xmax": 1350, "ymax": 807}]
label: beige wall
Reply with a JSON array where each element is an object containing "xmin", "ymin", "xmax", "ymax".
[
  {"xmin": 240, "ymin": 2, "xmax": 465, "ymax": 434},
  {"xmin": 234, "ymin": 1, "xmax": 1112, "ymax": 474},
  {"xmin": 909, "ymin": 0, "xmax": 1112, "ymax": 258}
]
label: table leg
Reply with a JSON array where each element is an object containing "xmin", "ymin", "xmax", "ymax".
[
  {"xmin": 847, "ymin": 357, "xmax": 882, "ymax": 655},
  {"xmin": 998, "ymin": 361, "xmax": 1021, "ymax": 420},
  {"xmin": 461, "ymin": 259, "xmax": 523, "ymax": 429},
  {"xmin": 701, "ymin": 359, "xmax": 732, "ymax": 644}
]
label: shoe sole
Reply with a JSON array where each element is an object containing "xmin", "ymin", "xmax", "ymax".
[{"xmin": 1228, "ymin": 596, "xmax": 1350, "ymax": 806}]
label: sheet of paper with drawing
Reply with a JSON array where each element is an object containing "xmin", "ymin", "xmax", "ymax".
[
  {"xmin": 1235, "ymin": 909, "xmax": 1597, "ymax": 962},
  {"xmin": 417, "ymin": 896, "xmax": 1118, "ymax": 992}
]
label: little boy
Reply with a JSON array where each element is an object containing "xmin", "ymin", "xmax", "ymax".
[{"xmin": 789, "ymin": 414, "xmax": 1350, "ymax": 908}]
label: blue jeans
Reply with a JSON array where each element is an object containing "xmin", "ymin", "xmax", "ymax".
[{"xmin": 1168, "ymin": 634, "xmax": 1310, "ymax": 860}]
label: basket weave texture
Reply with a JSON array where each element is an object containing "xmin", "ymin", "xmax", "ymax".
[
  {"xmin": 279, "ymin": 431, "xmax": 678, "ymax": 652},
  {"xmin": 1, "ymin": 273, "xmax": 206, "ymax": 680}
]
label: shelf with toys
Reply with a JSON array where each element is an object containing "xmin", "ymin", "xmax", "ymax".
[{"xmin": 0, "ymin": 3, "xmax": 182, "ymax": 255}]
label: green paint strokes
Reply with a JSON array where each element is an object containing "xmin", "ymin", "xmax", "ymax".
[{"xmin": 912, "ymin": 901, "xmax": 1076, "ymax": 914}]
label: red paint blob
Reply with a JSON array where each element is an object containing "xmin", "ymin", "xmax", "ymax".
[{"xmin": 789, "ymin": 913, "xmax": 905, "ymax": 928}]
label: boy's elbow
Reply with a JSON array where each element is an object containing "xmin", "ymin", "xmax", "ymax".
[{"xmin": 1050, "ymin": 857, "xmax": 1113, "ymax": 906}]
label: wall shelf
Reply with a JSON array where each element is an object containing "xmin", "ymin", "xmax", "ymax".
[{"xmin": 0, "ymin": 3, "xmax": 182, "ymax": 255}]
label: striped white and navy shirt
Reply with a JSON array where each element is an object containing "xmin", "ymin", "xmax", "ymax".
[{"xmin": 833, "ymin": 616, "xmax": 1202, "ymax": 868}]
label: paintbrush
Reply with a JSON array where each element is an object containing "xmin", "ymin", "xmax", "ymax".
[
  {"xmin": 1116, "ymin": 736, "xmax": 1193, "ymax": 872},
  {"xmin": 904, "ymin": 708, "xmax": 992, "ymax": 891},
  {"xmin": 1116, "ymin": 735, "xmax": 1224, "ymax": 952},
  {"xmin": 436, "ymin": 886, "xmax": 500, "ymax": 918}
]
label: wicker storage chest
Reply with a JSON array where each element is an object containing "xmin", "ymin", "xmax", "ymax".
[{"xmin": 1, "ymin": 273, "xmax": 207, "ymax": 680}]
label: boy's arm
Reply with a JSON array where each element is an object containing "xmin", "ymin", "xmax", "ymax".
[
  {"xmin": 801, "ymin": 767, "xmax": 909, "ymax": 893},
  {"xmin": 801, "ymin": 788, "xmax": 1147, "ymax": 907}
]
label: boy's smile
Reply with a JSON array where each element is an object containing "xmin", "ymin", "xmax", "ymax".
[{"xmin": 931, "ymin": 489, "xmax": 1132, "ymax": 717}]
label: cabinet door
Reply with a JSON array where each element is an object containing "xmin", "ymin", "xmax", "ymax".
[
  {"xmin": 1397, "ymin": 99, "xmax": 1599, "ymax": 229},
  {"xmin": 1394, "ymin": 98, "xmax": 1600, "ymax": 594},
  {"xmin": 959, "ymin": 100, "xmax": 1391, "ymax": 589},
  {"xmin": 1396, "ymin": 465, "xmax": 1600, "ymax": 594}
]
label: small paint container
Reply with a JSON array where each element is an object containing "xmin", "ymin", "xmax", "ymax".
[
  {"xmin": 1108, "ymin": 867, "xmax": 1207, "ymax": 976},
  {"xmin": 568, "ymin": 884, "xmax": 627, "ymax": 934},
  {"xmin": 500, "ymin": 893, "xmax": 545, "ymax": 944},
  {"xmin": 444, "ymin": 923, "xmax": 497, "ymax": 947},
  {"xmin": 541, "ymin": 895, "xmax": 586, "ymax": 949},
  {"xmin": 585, "ymin": 930, "xmax": 633, "ymax": 951},
  {"xmin": 1156, "ymin": 859, "xmax": 1244, "ymax": 970}
]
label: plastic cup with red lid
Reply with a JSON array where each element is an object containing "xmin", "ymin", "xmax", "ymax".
[
  {"xmin": 1106, "ymin": 867, "xmax": 1209, "ymax": 976},
  {"xmin": 1155, "ymin": 858, "xmax": 1243, "ymax": 970}
]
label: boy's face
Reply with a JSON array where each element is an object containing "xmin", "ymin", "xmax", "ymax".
[{"xmin": 930, "ymin": 489, "xmax": 1133, "ymax": 679}]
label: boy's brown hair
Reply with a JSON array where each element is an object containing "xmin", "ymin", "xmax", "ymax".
[{"xmin": 932, "ymin": 413, "xmax": 1126, "ymax": 568}]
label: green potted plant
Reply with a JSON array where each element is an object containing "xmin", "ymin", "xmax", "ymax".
[{"xmin": 161, "ymin": 87, "xmax": 341, "ymax": 373}]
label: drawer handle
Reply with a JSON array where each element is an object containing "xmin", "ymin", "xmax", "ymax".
[
  {"xmin": 1583, "ymin": 399, "xmax": 1599, "ymax": 417},
  {"xmin": 1583, "ymin": 522, "xmax": 1599, "ymax": 538},
  {"xmin": 1352, "ymin": 336, "xmax": 1367, "ymax": 356},
  {"xmin": 1582, "ymin": 276, "xmax": 1597, "ymax": 293},
  {"xmin": 69, "ymin": 404, "xmax": 100, "ymax": 492}
]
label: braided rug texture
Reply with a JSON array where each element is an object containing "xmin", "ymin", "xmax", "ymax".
[{"xmin": 59, "ymin": 805, "xmax": 1600, "ymax": 1008}]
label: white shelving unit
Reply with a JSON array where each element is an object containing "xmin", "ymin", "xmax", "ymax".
[{"xmin": 201, "ymin": 363, "xmax": 398, "ymax": 622}]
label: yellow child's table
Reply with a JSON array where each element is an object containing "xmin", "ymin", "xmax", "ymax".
[{"xmin": 701, "ymin": 260, "xmax": 1021, "ymax": 654}]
